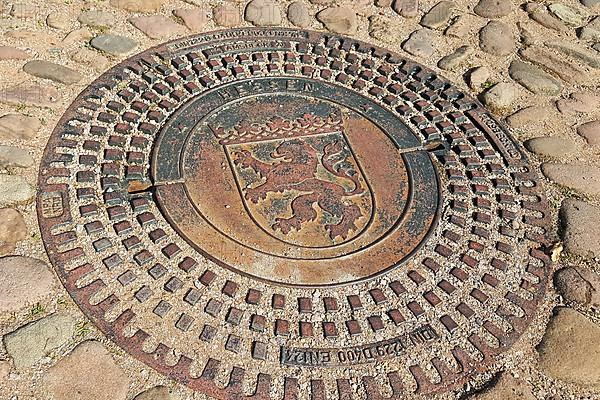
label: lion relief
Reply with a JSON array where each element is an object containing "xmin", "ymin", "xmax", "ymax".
[{"xmin": 233, "ymin": 139, "xmax": 365, "ymax": 240}]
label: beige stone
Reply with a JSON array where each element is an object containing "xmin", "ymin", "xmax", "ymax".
[
  {"xmin": 43, "ymin": 341, "xmax": 131, "ymax": 400},
  {"xmin": 0, "ymin": 208, "xmax": 27, "ymax": 256},
  {"xmin": 537, "ymin": 308, "xmax": 600, "ymax": 389},
  {"xmin": 0, "ymin": 256, "xmax": 56, "ymax": 313}
]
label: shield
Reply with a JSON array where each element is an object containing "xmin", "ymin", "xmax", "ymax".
[{"xmin": 218, "ymin": 110, "xmax": 373, "ymax": 248}]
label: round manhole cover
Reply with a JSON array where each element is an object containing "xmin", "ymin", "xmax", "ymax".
[{"xmin": 37, "ymin": 28, "xmax": 552, "ymax": 398}]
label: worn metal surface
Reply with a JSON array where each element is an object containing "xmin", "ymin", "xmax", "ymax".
[{"xmin": 37, "ymin": 28, "xmax": 552, "ymax": 399}]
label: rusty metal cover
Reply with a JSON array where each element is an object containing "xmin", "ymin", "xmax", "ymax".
[{"xmin": 37, "ymin": 28, "xmax": 552, "ymax": 399}]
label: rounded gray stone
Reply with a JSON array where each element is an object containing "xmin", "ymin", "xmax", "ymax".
[
  {"xmin": 420, "ymin": 1, "xmax": 455, "ymax": 29},
  {"xmin": 473, "ymin": 0, "xmax": 514, "ymax": 18},
  {"xmin": 0, "ymin": 145, "xmax": 34, "ymax": 168},
  {"xmin": 438, "ymin": 45, "xmax": 473, "ymax": 71},
  {"xmin": 4, "ymin": 313, "xmax": 76, "ymax": 369},
  {"xmin": 549, "ymin": 3, "xmax": 589, "ymax": 26},
  {"xmin": 0, "ymin": 114, "xmax": 41, "ymax": 141},
  {"xmin": 554, "ymin": 267, "xmax": 593, "ymax": 306},
  {"xmin": 0, "ymin": 175, "xmax": 35, "ymax": 207},
  {"xmin": 509, "ymin": 60, "xmax": 562, "ymax": 95},
  {"xmin": 402, "ymin": 29, "xmax": 436, "ymax": 58},
  {"xmin": 542, "ymin": 163, "xmax": 600, "ymax": 196},
  {"xmin": 91, "ymin": 34, "xmax": 138, "ymax": 56},
  {"xmin": 245, "ymin": 0, "xmax": 283, "ymax": 26},
  {"xmin": 479, "ymin": 21, "xmax": 515, "ymax": 56},
  {"xmin": 288, "ymin": 2, "xmax": 310, "ymax": 28},
  {"xmin": 482, "ymin": 82, "xmax": 517, "ymax": 113},
  {"xmin": 577, "ymin": 120, "xmax": 600, "ymax": 145},
  {"xmin": 537, "ymin": 308, "xmax": 600, "ymax": 389},
  {"xmin": 524, "ymin": 136, "xmax": 577, "ymax": 158},
  {"xmin": 560, "ymin": 199, "xmax": 600, "ymax": 258},
  {"xmin": 22, "ymin": 60, "xmax": 83, "ymax": 85},
  {"xmin": 0, "ymin": 256, "xmax": 56, "ymax": 313},
  {"xmin": 316, "ymin": 7, "xmax": 357, "ymax": 34},
  {"xmin": 78, "ymin": 11, "xmax": 116, "ymax": 28}
]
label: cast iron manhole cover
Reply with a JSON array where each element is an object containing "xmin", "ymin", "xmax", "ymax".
[{"xmin": 38, "ymin": 29, "xmax": 552, "ymax": 398}]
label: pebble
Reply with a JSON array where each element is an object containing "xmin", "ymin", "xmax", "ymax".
[
  {"xmin": 560, "ymin": 199, "xmax": 600, "ymax": 258},
  {"xmin": 526, "ymin": 3, "xmax": 568, "ymax": 32},
  {"xmin": 109, "ymin": 0, "xmax": 167, "ymax": 12},
  {"xmin": 554, "ymin": 267, "xmax": 593, "ymax": 306},
  {"xmin": 471, "ymin": 373, "xmax": 536, "ymax": 400},
  {"xmin": 43, "ymin": 341, "xmax": 131, "ymax": 400},
  {"xmin": 377, "ymin": 0, "xmax": 393, "ymax": 6},
  {"xmin": 173, "ymin": 8, "xmax": 208, "ymax": 31},
  {"xmin": 509, "ymin": 60, "xmax": 562, "ymax": 96},
  {"xmin": 482, "ymin": 82, "xmax": 517, "ymax": 113},
  {"xmin": 577, "ymin": 120, "xmax": 600, "ymax": 145},
  {"xmin": 479, "ymin": 21, "xmax": 515, "ymax": 56},
  {"xmin": 543, "ymin": 163, "xmax": 600, "ymax": 196},
  {"xmin": 133, "ymin": 386, "xmax": 173, "ymax": 400},
  {"xmin": 579, "ymin": 16, "xmax": 600, "ymax": 41},
  {"xmin": 468, "ymin": 66, "xmax": 491, "ymax": 90},
  {"xmin": 0, "ymin": 256, "xmax": 56, "ymax": 313},
  {"xmin": 0, "ymin": 175, "xmax": 35, "ymax": 207},
  {"xmin": 70, "ymin": 48, "xmax": 109, "ymax": 73},
  {"xmin": 62, "ymin": 28, "xmax": 93, "ymax": 45},
  {"xmin": 438, "ymin": 45, "xmax": 473, "ymax": 71},
  {"xmin": 78, "ymin": 11, "xmax": 116, "ymax": 28},
  {"xmin": 130, "ymin": 16, "xmax": 187, "ymax": 39},
  {"xmin": 393, "ymin": 0, "xmax": 419, "ymax": 18},
  {"xmin": 316, "ymin": 7, "xmax": 357, "ymax": 35},
  {"xmin": 506, "ymin": 106, "xmax": 553, "ymax": 128},
  {"xmin": 473, "ymin": 0, "xmax": 514, "ymax": 19},
  {"xmin": 0, "ymin": 145, "xmax": 34, "ymax": 168},
  {"xmin": 0, "ymin": 46, "xmax": 29, "ymax": 60},
  {"xmin": 594, "ymin": 43, "xmax": 600, "ymax": 51},
  {"xmin": 91, "ymin": 34, "xmax": 138, "ymax": 56},
  {"xmin": 546, "ymin": 40, "xmax": 600, "ymax": 68},
  {"xmin": 10, "ymin": 4, "xmax": 36, "ymax": 19},
  {"xmin": 4, "ymin": 313, "xmax": 76, "ymax": 370},
  {"xmin": 524, "ymin": 136, "xmax": 576, "ymax": 157},
  {"xmin": 537, "ymin": 308, "xmax": 600, "ymax": 388},
  {"xmin": 548, "ymin": 3, "xmax": 588, "ymax": 26},
  {"xmin": 22, "ymin": 60, "xmax": 83, "ymax": 85},
  {"xmin": 288, "ymin": 2, "xmax": 310, "ymax": 28},
  {"xmin": 520, "ymin": 46, "xmax": 586, "ymax": 84},
  {"xmin": 0, "ymin": 84, "xmax": 59, "ymax": 108},
  {"xmin": 213, "ymin": 4, "xmax": 242, "ymax": 27},
  {"xmin": 420, "ymin": 1, "xmax": 455, "ymax": 29},
  {"xmin": 556, "ymin": 92, "xmax": 600, "ymax": 114},
  {"xmin": 245, "ymin": 0, "xmax": 282, "ymax": 26},
  {"xmin": 0, "ymin": 208, "xmax": 27, "ymax": 256},
  {"xmin": 402, "ymin": 29, "xmax": 436, "ymax": 58},
  {"xmin": 46, "ymin": 12, "xmax": 72, "ymax": 30},
  {"xmin": 0, "ymin": 114, "xmax": 41, "ymax": 140}
]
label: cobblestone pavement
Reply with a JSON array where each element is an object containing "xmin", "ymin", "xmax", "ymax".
[{"xmin": 0, "ymin": 0, "xmax": 599, "ymax": 399}]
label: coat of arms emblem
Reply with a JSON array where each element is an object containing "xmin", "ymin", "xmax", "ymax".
[{"xmin": 211, "ymin": 109, "xmax": 373, "ymax": 247}]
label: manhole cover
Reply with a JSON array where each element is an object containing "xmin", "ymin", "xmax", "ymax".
[{"xmin": 38, "ymin": 29, "xmax": 552, "ymax": 398}]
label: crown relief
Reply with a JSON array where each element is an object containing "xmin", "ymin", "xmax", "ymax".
[{"xmin": 210, "ymin": 111, "xmax": 344, "ymax": 145}]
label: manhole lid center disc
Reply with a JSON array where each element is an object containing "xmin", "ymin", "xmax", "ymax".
[
  {"xmin": 152, "ymin": 77, "xmax": 438, "ymax": 286},
  {"xmin": 37, "ymin": 28, "xmax": 551, "ymax": 399}
]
